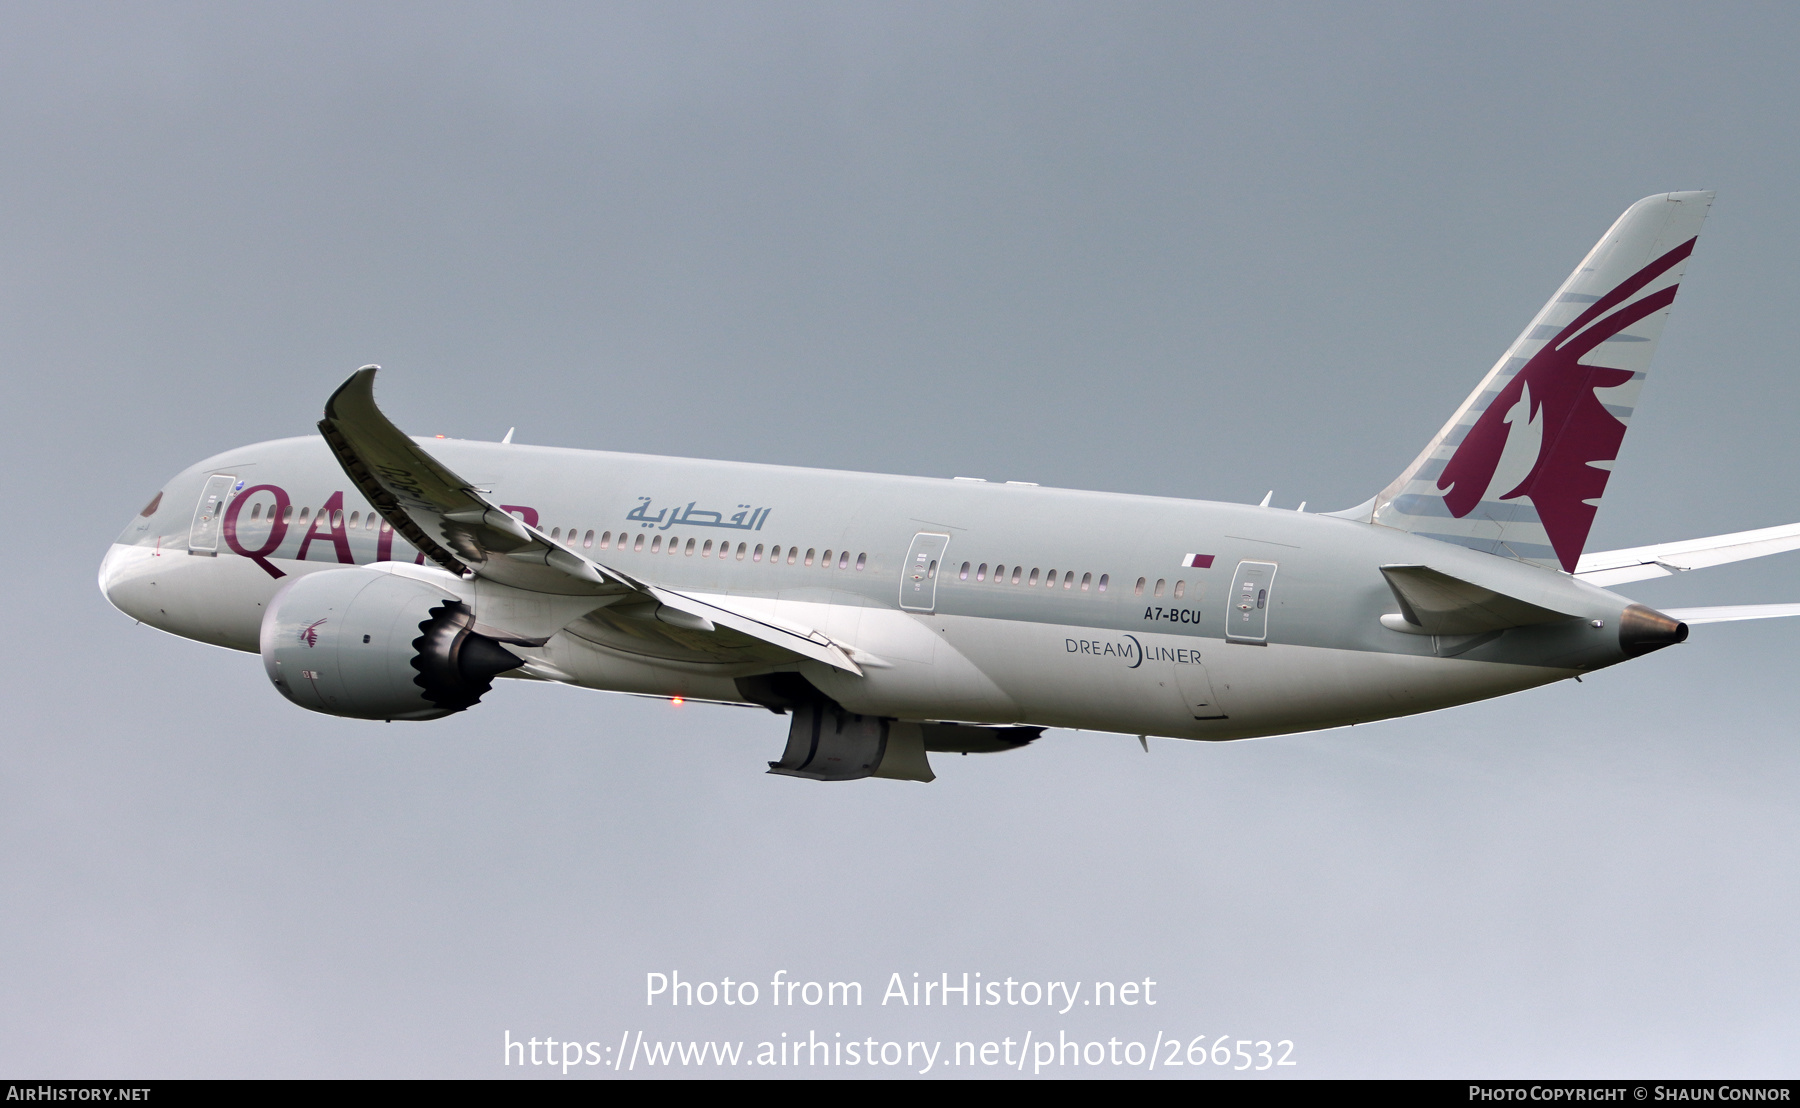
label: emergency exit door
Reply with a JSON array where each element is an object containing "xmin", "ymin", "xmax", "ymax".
[
  {"xmin": 898, "ymin": 533, "xmax": 950, "ymax": 613},
  {"xmin": 188, "ymin": 474, "xmax": 237, "ymax": 556},
  {"xmin": 1227, "ymin": 560, "xmax": 1277, "ymax": 643}
]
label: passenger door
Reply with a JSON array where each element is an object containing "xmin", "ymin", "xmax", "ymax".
[
  {"xmin": 898, "ymin": 533, "xmax": 950, "ymax": 613},
  {"xmin": 187, "ymin": 474, "xmax": 237, "ymax": 556},
  {"xmin": 1226, "ymin": 560, "xmax": 1277, "ymax": 643}
]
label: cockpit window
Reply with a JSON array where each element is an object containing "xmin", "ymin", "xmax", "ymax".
[{"xmin": 139, "ymin": 492, "xmax": 162, "ymax": 517}]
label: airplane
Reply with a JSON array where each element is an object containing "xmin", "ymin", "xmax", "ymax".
[{"xmin": 99, "ymin": 191, "xmax": 1800, "ymax": 782}]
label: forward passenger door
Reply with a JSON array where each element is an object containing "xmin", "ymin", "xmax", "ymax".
[{"xmin": 188, "ymin": 474, "xmax": 237, "ymax": 556}]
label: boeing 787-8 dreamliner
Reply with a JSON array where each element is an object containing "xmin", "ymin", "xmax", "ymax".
[{"xmin": 100, "ymin": 192, "xmax": 1800, "ymax": 781}]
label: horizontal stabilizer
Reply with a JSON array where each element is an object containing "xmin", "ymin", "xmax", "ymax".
[
  {"xmin": 1661, "ymin": 603, "xmax": 1800, "ymax": 626},
  {"xmin": 1380, "ymin": 564, "xmax": 1578, "ymax": 635},
  {"xmin": 1576, "ymin": 521, "xmax": 1800, "ymax": 586}
]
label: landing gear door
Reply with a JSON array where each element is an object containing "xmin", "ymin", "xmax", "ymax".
[
  {"xmin": 1227, "ymin": 560, "xmax": 1277, "ymax": 643},
  {"xmin": 898, "ymin": 533, "xmax": 950, "ymax": 613},
  {"xmin": 188, "ymin": 474, "xmax": 237, "ymax": 556}
]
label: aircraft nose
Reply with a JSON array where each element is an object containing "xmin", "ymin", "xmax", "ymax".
[
  {"xmin": 98, "ymin": 542, "xmax": 153, "ymax": 621},
  {"xmin": 102, "ymin": 487, "xmax": 173, "ymax": 621}
]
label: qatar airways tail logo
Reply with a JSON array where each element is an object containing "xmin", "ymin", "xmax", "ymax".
[
  {"xmin": 299, "ymin": 618, "xmax": 327, "ymax": 648},
  {"xmin": 1436, "ymin": 237, "xmax": 1695, "ymax": 572}
]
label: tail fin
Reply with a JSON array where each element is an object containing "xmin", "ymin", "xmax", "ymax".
[{"xmin": 1366, "ymin": 191, "xmax": 1713, "ymax": 572}]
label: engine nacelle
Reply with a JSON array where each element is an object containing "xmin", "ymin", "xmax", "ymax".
[
  {"xmin": 767, "ymin": 701, "xmax": 937, "ymax": 782},
  {"xmin": 260, "ymin": 568, "xmax": 522, "ymax": 721}
]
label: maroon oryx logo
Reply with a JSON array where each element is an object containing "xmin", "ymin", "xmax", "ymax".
[
  {"xmin": 299, "ymin": 618, "xmax": 327, "ymax": 648},
  {"xmin": 1437, "ymin": 237, "xmax": 1695, "ymax": 572}
]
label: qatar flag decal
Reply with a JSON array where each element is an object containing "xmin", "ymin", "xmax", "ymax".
[{"xmin": 1181, "ymin": 553, "xmax": 1216, "ymax": 569}]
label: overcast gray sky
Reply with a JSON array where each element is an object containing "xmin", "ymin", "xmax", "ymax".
[{"xmin": 4, "ymin": 1, "xmax": 1800, "ymax": 1078}]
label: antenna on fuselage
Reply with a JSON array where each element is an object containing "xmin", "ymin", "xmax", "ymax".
[
  {"xmin": 501, "ymin": 427, "xmax": 515, "ymax": 444},
  {"xmin": 1258, "ymin": 490, "xmax": 1273, "ymax": 507}
]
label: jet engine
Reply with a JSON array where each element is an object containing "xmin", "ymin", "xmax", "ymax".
[
  {"xmin": 768, "ymin": 701, "xmax": 931, "ymax": 782},
  {"xmin": 260, "ymin": 568, "xmax": 523, "ymax": 720}
]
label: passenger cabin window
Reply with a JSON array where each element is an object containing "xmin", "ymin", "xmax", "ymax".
[
  {"xmin": 976, "ymin": 563, "xmax": 987, "ymax": 582},
  {"xmin": 753, "ymin": 544, "xmax": 764, "ymax": 562},
  {"xmin": 838, "ymin": 551, "xmax": 849, "ymax": 569},
  {"xmin": 685, "ymin": 538, "xmax": 695, "ymax": 555},
  {"xmin": 1063, "ymin": 571, "xmax": 1074, "ymax": 589},
  {"xmin": 1011, "ymin": 567, "xmax": 1021, "ymax": 585},
  {"xmin": 1154, "ymin": 579, "xmax": 1166, "ymax": 597},
  {"xmin": 959, "ymin": 562, "xmax": 970, "ymax": 581},
  {"xmin": 788, "ymin": 548, "xmax": 799, "ymax": 565},
  {"xmin": 584, "ymin": 530, "xmax": 594, "ymax": 548},
  {"xmin": 805, "ymin": 548, "xmax": 816, "ymax": 566},
  {"xmin": 551, "ymin": 527, "xmax": 561, "ymax": 540},
  {"xmin": 856, "ymin": 553, "xmax": 866, "ymax": 571},
  {"xmin": 633, "ymin": 535, "xmax": 645, "ymax": 552},
  {"xmin": 1098, "ymin": 574, "xmax": 1109, "ymax": 592},
  {"xmin": 1028, "ymin": 568, "xmax": 1040, "ymax": 586},
  {"xmin": 768, "ymin": 544, "xmax": 778, "ymax": 561},
  {"xmin": 1080, "ymin": 572, "xmax": 1092, "ymax": 591},
  {"xmin": 1134, "ymin": 577, "xmax": 1146, "ymax": 596}
]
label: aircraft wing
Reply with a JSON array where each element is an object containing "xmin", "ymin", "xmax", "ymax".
[
  {"xmin": 1661, "ymin": 603, "xmax": 1800, "ymax": 625},
  {"xmin": 1575, "ymin": 522, "xmax": 1800, "ymax": 586},
  {"xmin": 318, "ymin": 367, "xmax": 861, "ymax": 675}
]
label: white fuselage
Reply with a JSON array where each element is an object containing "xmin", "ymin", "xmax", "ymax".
[{"xmin": 102, "ymin": 435, "xmax": 1643, "ymax": 741}]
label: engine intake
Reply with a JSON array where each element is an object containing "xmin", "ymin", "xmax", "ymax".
[{"xmin": 261, "ymin": 568, "xmax": 522, "ymax": 720}]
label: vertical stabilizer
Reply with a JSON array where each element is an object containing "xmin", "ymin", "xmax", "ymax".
[{"xmin": 1368, "ymin": 192, "xmax": 1713, "ymax": 571}]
